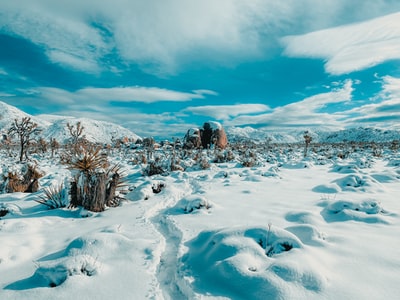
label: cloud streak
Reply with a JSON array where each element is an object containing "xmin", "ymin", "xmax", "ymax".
[
  {"xmin": 2, "ymin": 0, "xmax": 400, "ymax": 75},
  {"xmin": 282, "ymin": 12, "xmax": 400, "ymax": 75},
  {"xmin": 223, "ymin": 80, "xmax": 353, "ymax": 129},
  {"xmin": 183, "ymin": 104, "xmax": 270, "ymax": 120},
  {"xmin": 29, "ymin": 86, "xmax": 216, "ymax": 107}
]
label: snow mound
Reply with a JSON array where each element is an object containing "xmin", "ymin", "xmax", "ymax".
[
  {"xmin": 333, "ymin": 174, "xmax": 382, "ymax": 192},
  {"xmin": 176, "ymin": 195, "xmax": 212, "ymax": 214},
  {"xmin": 320, "ymin": 199, "xmax": 392, "ymax": 223},
  {"xmin": 181, "ymin": 225, "xmax": 327, "ymax": 299}
]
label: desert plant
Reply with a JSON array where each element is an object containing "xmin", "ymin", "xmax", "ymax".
[
  {"xmin": 67, "ymin": 147, "xmax": 125, "ymax": 212},
  {"xmin": 66, "ymin": 121, "xmax": 88, "ymax": 154},
  {"xmin": 143, "ymin": 160, "xmax": 166, "ymax": 176},
  {"xmin": 36, "ymin": 184, "xmax": 67, "ymax": 209},
  {"xmin": 8, "ymin": 117, "xmax": 41, "ymax": 162},
  {"xmin": 37, "ymin": 137, "xmax": 48, "ymax": 154},
  {"xmin": 3, "ymin": 164, "xmax": 44, "ymax": 193}
]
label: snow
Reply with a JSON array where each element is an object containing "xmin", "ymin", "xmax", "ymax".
[
  {"xmin": 1, "ymin": 139, "xmax": 400, "ymax": 299},
  {"xmin": 227, "ymin": 126, "xmax": 400, "ymax": 144},
  {"xmin": 0, "ymin": 101, "xmax": 140, "ymax": 144},
  {"xmin": 1, "ymin": 100, "xmax": 400, "ymax": 299}
]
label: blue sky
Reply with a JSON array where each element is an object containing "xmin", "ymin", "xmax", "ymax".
[{"xmin": 0, "ymin": 0, "xmax": 400, "ymax": 138}]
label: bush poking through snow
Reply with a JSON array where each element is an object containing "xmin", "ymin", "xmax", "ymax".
[
  {"xmin": 152, "ymin": 182, "xmax": 165, "ymax": 194},
  {"xmin": 143, "ymin": 161, "xmax": 166, "ymax": 176},
  {"xmin": 0, "ymin": 207, "xmax": 8, "ymax": 217},
  {"xmin": 2, "ymin": 164, "xmax": 44, "ymax": 193},
  {"xmin": 179, "ymin": 195, "xmax": 212, "ymax": 213},
  {"xmin": 35, "ymin": 183, "xmax": 67, "ymax": 209}
]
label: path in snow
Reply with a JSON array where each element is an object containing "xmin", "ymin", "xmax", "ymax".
[{"xmin": 145, "ymin": 174, "xmax": 194, "ymax": 299}]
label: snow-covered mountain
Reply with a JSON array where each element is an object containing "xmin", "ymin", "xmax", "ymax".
[
  {"xmin": 1, "ymin": 100, "xmax": 399, "ymax": 145},
  {"xmin": 226, "ymin": 126, "xmax": 400, "ymax": 144},
  {"xmin": 0, "ymin": 101, "xmax": 140, "ymax": 144},
  {"xmin": 0, "ymin": 101, "xmax": 50, "ymax": 130}
]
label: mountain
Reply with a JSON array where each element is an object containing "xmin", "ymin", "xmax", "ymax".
[
  {"xmin": 40, "ymin": 116, "xmax": 141, "ymax": 145},
  {"xmin": 226, "ymin": 126, "xmax": 400, "ymax": 144},
  {"xmin": 0, "ymin": 101, "xmax": 140, "ymax": 144},
  {"xmin": 1, "ymin": 100, "xmax": 399, "ymax": 145},
  {"xmin": 0, "ymin": 101, "xmax": 50, "ymax": 130}
]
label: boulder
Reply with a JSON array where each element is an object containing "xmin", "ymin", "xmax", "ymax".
[
  {"xmin": 183, "ymin": 122, "xmax": 228, "ymax": 149},
  {"xmin": 201, "ymin": 121, "xmax": 228, "ymax": 149},
  {"xmin": 183, "ymin": 128, "xmax": 202, "ymax": 149}
]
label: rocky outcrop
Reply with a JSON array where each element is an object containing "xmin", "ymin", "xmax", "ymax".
[
  {"xmin": 201, "ymin": 121, "xmax": 228, "ymax": 149},
  {"xmin": 183, "ymin": 121, "xmax": 228, "ymax": 149},
  {"xmin": 183, "ymin": 128, "xmax": 202, "ymax": 149}
]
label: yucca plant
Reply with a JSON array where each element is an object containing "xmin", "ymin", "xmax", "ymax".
[
  {"xmin": 36, "ymin": 184, "xmax": 67, "ymax": 209},
  {"xmin": 66, "ymin": 146, "xmax": 125, "ymax": 212},
  {"xmin": 67, "ymin": 146, "xmax": 108, "ymax": 173}
]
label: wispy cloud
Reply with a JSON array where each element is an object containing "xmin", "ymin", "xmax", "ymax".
[
  {"xmin": 282, "ymin": 12, "xmax": 400, "ymax": 75},
  {"xmin": 183, "ymin": 104, "xmax": 270, "ymax": 120},
  {"xmin": 225, "ymin": 80, "xmax": 354, "ymax": 130},
  {"xmin": 2, "ymin": 0, "xmax": 399, "ymax": 75},
  {"xmin": 340, "ymin": 76, "xmax": 400, "ymax": 129},
  {"xmin": 26, "ymin": 86, "xmax": 216, "ymax": 108}
]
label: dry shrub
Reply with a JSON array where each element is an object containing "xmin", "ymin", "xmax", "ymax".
[
  {"xmin": 4, "ymin": 164, "xmax": 44, "ymax": 193},
  {"xmin": 143, "ymin": 161, "xmax": 165, "ymax": 176}
]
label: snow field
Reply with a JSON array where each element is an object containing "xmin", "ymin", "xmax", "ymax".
[{"xmin": 0, "ymin": 147, "xmax": 399, "ymax": 299}]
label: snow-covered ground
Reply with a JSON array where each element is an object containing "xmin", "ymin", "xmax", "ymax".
[{"xmin": 1, "ymin": 143, "xmax": 400, "ymax": 300}]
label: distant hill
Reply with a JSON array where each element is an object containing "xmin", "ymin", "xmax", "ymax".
[
  {"xmin": 2, "ymin": 100, "xmax": 399, "ymax": 145},
  {"xmin": 226, "ymin": 126, "xmax": 400, "ymax": 144},
  {"xmin": 0, "ymin": 101, "xmax": 140, "ymax": 144},
  {"xmin": 0, "ymin": 101, "xmax": 50, "ymax": 130}
]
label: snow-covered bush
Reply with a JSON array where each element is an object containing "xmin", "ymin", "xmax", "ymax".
[
  {"xmin": 67, "ymin": 146, "xmax": 125, "ymax": 212},
  {"xmin": 1, "ymin": 163, "xmax": 44, "ymax": 193}
]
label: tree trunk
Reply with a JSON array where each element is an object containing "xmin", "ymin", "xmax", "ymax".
[
  {"xmin": 106, "ymin": 173, "xmax": 120, "ymax": 207},
  {"xmin": 19, "ymin": 138, "xmax": 24, "ymax": 162}
]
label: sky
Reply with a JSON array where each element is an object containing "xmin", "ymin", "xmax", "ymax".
[{"xmin": 0, "ymin": 0, "xmax": 400, "ymax": 139}]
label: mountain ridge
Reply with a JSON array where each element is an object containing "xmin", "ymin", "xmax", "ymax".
[
  {"xmin": 1, "ymin": 100, "xmax": 399, "ymax": 144},
  {"xmin": 0, "ymin": 100, "xmax": 140, "ymax": 144}
]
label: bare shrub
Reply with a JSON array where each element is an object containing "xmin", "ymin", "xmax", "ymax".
[
  {"xmin": 143, "ymin": 161, "xmax": 166, "ymax": 176},
  {"xmin": 3, "ymin": 164, "xmax": 44, "ymax": 193}
]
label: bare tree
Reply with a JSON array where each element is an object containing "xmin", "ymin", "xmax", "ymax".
[
  {"xmin": 8, "ymin": 117, "xmax": 41, "ymax": 162},
  {"xmin": 67, "ymin": 121, "xmax": 85, "ymax": 153}
]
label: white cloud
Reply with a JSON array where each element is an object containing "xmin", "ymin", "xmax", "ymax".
[
  {"xmin": 225, "ymin": 80, "xmax": 353, "ymax": 129},
  {"xmin": 47, "ymin": 50, "xmax": 101, "ymax": 73},
  {"xmin": 338, "ymin": 76, "xmax": 400, "ymax": 129},
  {"xmin": 29, "ymin": 86, "xmax": 216, "ymax": 107},
  {"xmin": 183, "ymin": 104, "xmax": 270, "ymax": 120},
  {"xmin": 282, "ymin": 12, "xmax": 400, "ymax": 75},
  {"xmin": 2, "ymin": 0, "xmax": 399, "ymax": 75}
]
